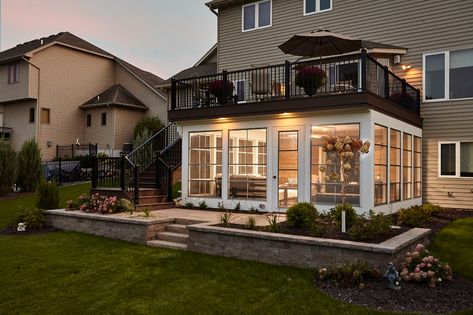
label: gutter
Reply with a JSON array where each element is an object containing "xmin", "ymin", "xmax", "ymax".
[{"xmin": 21, "ymin": 56, "xmax": 41, "ymax": 144}]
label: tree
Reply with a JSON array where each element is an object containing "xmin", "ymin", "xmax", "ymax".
[
  {"xmin": 0, "ymin": 141, "xmax": 17, "ymax": 195},
  {"xmin": 133, "ymin": 116, "xmax": 164, "ymax": 139},
  {"xmin": 17, "ymin": 138, "xmax": 43, "ymax": 192}
]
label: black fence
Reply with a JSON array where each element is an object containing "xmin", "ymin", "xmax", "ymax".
[
  {"xmin": 43, "ymin": 159, "xmax": 93, "ymax": 185},
  {"xmin": 56, "ymin": 143, "xmax": 98, "ymax": 159}
]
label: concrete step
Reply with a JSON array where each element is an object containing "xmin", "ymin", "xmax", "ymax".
[
  {"xmin": 147, "ymin": 240, "xmax": 187, "ymax": 251},
  {"xmin": 138, "ymin": 202, "xmax": 174, "ymax": 211},
  {"xmin": 139, "ymin": 195, "xmax": 168, "ymax": 204},
  {"xmin": 158, "ymin": 231, "xmax": 188, "ymax": 244},
  {"xmin": 175, "ymin": 218, "xmax": 207, "ymax": 226},
  {"xmin": 166, "ymin": 224, "xmax": 188, "ymax": 234}
]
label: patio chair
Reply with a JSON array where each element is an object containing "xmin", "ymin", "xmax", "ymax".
[{"xmin": 250, "ymin": 67, "xmax": 271, "ymax": 101}]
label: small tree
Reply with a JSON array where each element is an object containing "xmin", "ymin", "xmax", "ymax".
[
  {"xmin": 133, "ymin": 116, "xmax": 164, "ymax": 139},
  {"xmin": 320, "ymin": 135, "xmax": 370, "ymax": 232},
  {"xmin": 17, "ymin": 138, "xmax": 43, "ymax": 192},
  {"xmin": 0, "ymin": 141, "xmax": 17, "ymax": 195}
]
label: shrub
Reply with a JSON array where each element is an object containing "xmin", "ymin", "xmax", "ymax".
[
  {"xmin": 398, "ymin": 205, "xmax": 430, "ymax": 227},
  {"xmin": 329, "ymin": 203, "xmax": 358, "ymax": 229},
  {"xmin": 422, "ymin": 203, "xmax": 443, "ymax": 216},
  {"xmin": 141, "ymin": 207, "xmax": 151, "ymax": 218},
  {"xmin": 0, "ymin": 141, "xmax": 17, "ymax": 195},
  {"xmin": 249, "ymin": 207, "xmax": 259, "ymax": 214},
  {"xmin": 219, "ymin": 211, "xmax": 234, "ymax": 227},
  {"xmin": 97, "ymin": 152, "xmax": 108, "ymax": 158},
  {"xmin": 400, "ymin": 243, "xmax": 453, "ymax": 288},
  {"xmin": 133, "ymin": 127, "xmax": 152, "ymax": 150},
  {"xmin": 265, "ymin": 213, "xmax": 279, "ymax": 232},
  {"xmin": 171, "ymin": 182, "xmax": 181, "ymax": 200},
  {"xmin": 10, "ymin": 207, "xmax": 46, "ymax": 230},
  {"xmin": 17, "ymin": 138, "xmax": 43, "ymax": 192},
  {"xmin": 198, "ymin": 201, "xmax": 208, "ymax": 210},
  {"xmin": 217, "ymin": 202, "xmax": 225, "ymax": 211},
  {"xmin": 183, "ymin": 202, "xmax": 194, "ymax": 209},
  {"xmin": 246, "ymin": 216, "xmax": 256, "ymax": 230},
  {"xmin": 133, "ymin": 116, "xmax": 164, "ymax": 139},
  {"xmin": 36, "ymin": 180, "xmax": 60, "ymax": 210},
  {"xmin": 317, "ymin": 260, "xmax": 379, "ymax": 285},
  {"xmin": 67, "ymin": 193, "xmax": 119, "ymax": 214},
  {"xmin": 286, "ymin": 202, "xmax": 318, "ymax": 228},
  {"xmin": 348, "ymin": 210, "xmax": 392, "ymax": 242},
  {"xmin": 234, "ymin": 202, "xmax": 241, "ymax": 211}
]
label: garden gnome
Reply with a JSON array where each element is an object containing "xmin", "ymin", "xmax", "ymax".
[
  {"xmin": 17, "ymin": 222, "xmax": 26, "ymax": 232},
  {"xmin": 384, "ymin": 262, "xmax": 401, "ymax": 290}
]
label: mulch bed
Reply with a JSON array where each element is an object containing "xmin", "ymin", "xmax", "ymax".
[
  {"xmin": 0, "ymin": 192, "xmax": 35, "ymax": 201},
  {"xmin": 0, "ymin": 226, "xmax": 60, "ymax": 236},
  {"xmin": 315, "ymin": 276, "xmax": 473, "ymax": 314}
]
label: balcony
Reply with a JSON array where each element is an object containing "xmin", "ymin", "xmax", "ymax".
[
  {"xmin": 169, "ymin": 51, "xmax": 421, "ymax": 127},
  {"xmin": 0, "ymin": 127, "xmax": 13, "ymax": 142}
]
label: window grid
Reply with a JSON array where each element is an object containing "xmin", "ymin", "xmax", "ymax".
[
  {"xmin": 374, "ymin": 125, "xmax": 388, "ymax": 205},
  {"xmin": 390, "ymin": 129, "xmax": 401, "ymax": 202},
  {"xmin": 414, "ymin": 136, "xmax": 422, "ymax": 197},
  {"xmin": 403, "ymin": 133, "xmax": 413, "ymax": 200},
  {"xmin": 242, "ymin": 0, "xmax": 272, "ymax": 32}
]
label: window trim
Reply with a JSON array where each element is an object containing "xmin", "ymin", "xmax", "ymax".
[
  {"xmin": 438, "ymin": 141, "xmax": 473, "ymax": 178},
  {"xmin": 242, "ymin": 0, "xmax": 272, "ymax": 32},
  {"xmin": 303, "ymin": 0, "xmax": 332, "ymax": 16},
  {"xmin": 423, "ymin": 50, "xmax": 473, "ymax": 102},
  {"xmin": 374, "ymin": 124, "xmax": 388, "ymax": 206},
  {"xmin": 40, "ymin": 108, "xmax": 50, "ymax": 124}
]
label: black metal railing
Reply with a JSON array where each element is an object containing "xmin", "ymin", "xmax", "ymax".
[
  {"xmin": 0, "ymin": 127, "xmax": 13, "ymax": 142},
  {"xmin": 170, "ymin": 50, "xmax": 420, "ymax": 115},
  {"xmin": 56, "ymin": 143, "xmax": 97, "ymax": 159},
  {"xmin": 91, "ymin": 123, "xmax": 181, "ymax": 204}
]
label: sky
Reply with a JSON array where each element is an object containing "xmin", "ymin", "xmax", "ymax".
[{"xmin": 0, "ymin": 0, "xmax": 217, "ymax": 79}]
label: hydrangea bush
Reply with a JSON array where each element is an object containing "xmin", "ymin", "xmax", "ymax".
[
  {"xmin": 400, "ymin": 243, "xmax": 453, "ymax": 288},
  {"xmin": 67, "ymin": 193, "xmax": 120, "ymax": 214}
]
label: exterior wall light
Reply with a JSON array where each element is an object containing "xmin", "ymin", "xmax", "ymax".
[
  {"xmin": 401, "ymin": 64, "xmax": 412, "ymax": 71},
  {"xmin": 47, "ymin": 140, "xmax": 53, "ymax": 147}
]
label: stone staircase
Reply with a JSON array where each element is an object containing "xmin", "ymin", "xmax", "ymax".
[{"xmin": 147, "ymin": 219, "xmax": 203, "ymax": 251}]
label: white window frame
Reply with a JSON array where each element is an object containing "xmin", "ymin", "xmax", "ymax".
[
  {"xmin": 303, "ymin": 0, "xmax": 332, "ymax": 16},
  {"xmin": 423, "ymin": 49, "xmax": 473, "ymax": 102},
  {"xmin": 242, "ymin": 0, "xmax": 272, "ymax": 32},
  {"xmin": 438, "ymin": 141, "xmax": 473, "ymax": 178}
]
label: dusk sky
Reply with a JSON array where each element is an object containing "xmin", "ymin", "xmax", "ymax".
[{"xmin": 0, "ymin": 0, "xmax": 217, "ymax": 79}]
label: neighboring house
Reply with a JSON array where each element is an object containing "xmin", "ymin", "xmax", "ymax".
[
  {"xmin": 166, "ymin": 0, "xmax": 473, "ymax": 212},
  {"xmin": 0, "ymin": 32, "xmax": 167, "ymax": 160}
]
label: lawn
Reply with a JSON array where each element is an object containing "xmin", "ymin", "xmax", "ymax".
[
  {"xmin": 0, "ymin": 187, "xmax": 472, "ymax": 314},
  {"xmin": 0, "ymin": 182, "xmax": 90, "ymax": 228}
]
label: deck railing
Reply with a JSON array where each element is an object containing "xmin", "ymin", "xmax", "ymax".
[
  {"xmin": 170, "ymin": 50, "xmax": 420, "ymax": 115},
  {"xmin": 0, "ymin": 127, "xmax": 13, "ymax": 142}
]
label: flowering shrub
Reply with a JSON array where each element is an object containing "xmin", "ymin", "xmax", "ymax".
[
  {"xmin": 67, "ymin": 193, "xmax": 121, "ymax": 214},
  {"xmin": 207, "ymin": 80, "xmax": 234, "ymax": 97},
  {"xmin": 400, "ymin": 243, "xmax": 453, "ymax": 288},
  {"xmin": 295, "ymin": 66, "xmax": 326, "ymax": 95}
]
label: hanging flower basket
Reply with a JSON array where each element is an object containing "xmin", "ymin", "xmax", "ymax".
[
  {"xmin": 208, "ymin": 80, "xmax": 234, "ymax": 104},
  {"xmin": 295, "ymin": 66, "xmax": 326, "ymax": 96}
]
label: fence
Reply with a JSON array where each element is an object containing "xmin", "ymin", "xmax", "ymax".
[
  {"xmin": 43, "ymin": 159, "xmax": 93, "ymax": 185},
  {"xmin": 56, "ymin": 143, "xmax": 98, "ymax": 159}
]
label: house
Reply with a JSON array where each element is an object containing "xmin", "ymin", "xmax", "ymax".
[
  {"xmin": 0, "ymin": 32, "xmax": 167, "ymax": 160},
  {"xmin": 164, "ymin": 0, "xmax": 473, "ymax": 212}
]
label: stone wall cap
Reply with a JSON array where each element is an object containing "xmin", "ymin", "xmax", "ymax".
[{"xmin": 188, "ymin": 223, "xmax": 431, "ymax": 254}]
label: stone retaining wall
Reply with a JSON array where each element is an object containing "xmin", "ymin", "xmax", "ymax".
[
  {"xmin": 188, "ymin": 223, "xmax": 431, "ymax": 269},
  {"xmin": 46, "ymin": 210, "xmax": 173, "ymax": 244}
]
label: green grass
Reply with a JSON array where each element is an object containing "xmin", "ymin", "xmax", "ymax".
[
  {"xmin": 0, "ymin": 188, "xmax": 472, "ymax": 314},
  {"xmin": 0, "ymin": 182, "xmax": 90, "ymax": 228},
  {"xmin": 430, "ymin": 217, "xmax": 473, "ymax": 281}
]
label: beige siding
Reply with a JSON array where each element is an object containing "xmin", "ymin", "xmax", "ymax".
[
  {"xmin": 114, "ymin": 108, "xmax": 145, "ymax": 150},
  {"xmin": 114, "ymin": 63, "xmax": 168, "ymax": 123},
  {"xmin": 3, "ymin": 100, "xmax": 37, "ymax": 151},
  {"xmin": 217, "ymin": 0, "xmax": 473, "ymax": 208},
  {"xmin": 83, "ymin": 108, "xmax": 115, "ymax": 150},
  {"xmin": 0, "ymin": 61, "xmax": 32, "ymax": 102},
  {"xmin": 31, "ymin": 45, "xmax": 115, "ymax": 160}
]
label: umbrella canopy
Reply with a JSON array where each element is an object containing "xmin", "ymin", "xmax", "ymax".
[{"xmin": 278, "ymin": 30, "xmax": 362, "ymax": 57}]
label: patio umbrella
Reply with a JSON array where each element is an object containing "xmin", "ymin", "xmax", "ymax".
[{"xmin": 278, "ymin": 30, "xmax": 362, "ymax": 58}]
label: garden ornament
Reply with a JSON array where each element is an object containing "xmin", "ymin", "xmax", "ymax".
[
  {"xmin": 17, "ymin": 222, "xmax": 26, "ymax": 232},
  {"xmin": 384, "ymin": 262, "xmax": 401, "ymax": 290}
]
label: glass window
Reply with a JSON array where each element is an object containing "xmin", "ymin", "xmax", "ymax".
[
  {"xmin": 243, "ymin": 1, "xmax": 271, "ymax": 31},
  {"xmin": 450, "ymin": 49, "xmax": 473, "ymax": 99},
  {"xmin": 414, "ymin": 136, "xmax": 422, "ymax": 198},
  {"xmin": 460, "ymin": 142, "xmax": 473, "ymax": 177},
  {"xmin": 278, "ymin": 131, "xmax": 298, "ymax": 208},
  {"xmin": 188, "ymin": 131, "xmax": 222, "ymax": 197},
  {"xmin": 403, "ymin": 133, "xmax": 412, "ymax": 200},
  {"xmin": 29, "ymin": 108, "xmax": 35, "ymax": 123},
  {"xmin": 311, "ymin": 124, "xmax": 360, "ymax": 206},
  {"xmin": 8, "ymin": 63, "xmax": 20, "ymax": 84},
  {"xmin": 425, "ymin": 54, "xmax": 445, "ymax": 100},
  {"xmin": 305, "ymin": 0, "xmax": 331, "ymax": 14},
  {"xmin": 101, "ymin": 113, "xmax": 107, "ymax": 126},
  {"xmin": 440, "ymin": 143, "xmax": 456, "ymax": 176},
  {"xmin": 390, "ymin": 129, "xmax": 401, "ymax": 202},
  {"xmin": 229, "ymin": 129, "xmax": 267, "ymax": 200},
  {"xmin": 374, "ymin": 125, "xmax": 388, "ymax": 205},
  {"xmin": 41, "ymin": 108, "xmax": 50, "ymax": 124}
]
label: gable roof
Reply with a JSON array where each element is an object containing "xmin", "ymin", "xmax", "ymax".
[
  {"xmin": 80, "ymin": 84, "xmax": 148, "ymax": 110},
  {"xmin": 194, "ymin": 44, "xmax": 217, "ymax": 67}
]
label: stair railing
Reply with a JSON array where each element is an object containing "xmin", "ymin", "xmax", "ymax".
[{"xmin": 156, "ymin": 138, "xmax": 182, "ymax": 201}]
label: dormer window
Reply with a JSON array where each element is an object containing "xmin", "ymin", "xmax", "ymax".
[
  {"xmin": 242, "ymin": 0, "xmax": 271, "ymax": 32},
  {"xmin": 304, "ymin": 0, "xmax": 332, "ymax": 15},
  {"xmin": 8, "ymin": 62, "xmax": 20, "ymax": 84}
]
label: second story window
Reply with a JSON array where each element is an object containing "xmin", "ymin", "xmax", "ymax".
[
  {"xmin": 29, "ymin": 108, "xmax": 35, "ymax": 123},
  {"xmin": 242, "ymin": 0, "xmax": 271, "ymax": 32},
  {"xmin": 8, "ymin": 63, "xmax": 20, "ymax": 84},
  {"xmin": 304, "ymin": 0, "xmax": 332, "ymax": 15},
  {"xmin": 101, "ymin": 112, "xmax": 107, "ymax": 126},
  {"xmin": 86, "ymin": 114, "xmax": 92, "ymax": 127},
  {"xmin": 424, "ymin": 48, "xmax": 473, "ymax": 101}
]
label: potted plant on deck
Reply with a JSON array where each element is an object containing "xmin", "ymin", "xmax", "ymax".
[
  {"xmin": 295, "ymin": 65, "xmax": 326, "ymax": 96},
  {"xmin": 208, "ymin": 80, "xmax": 234, "ymax": 104}
]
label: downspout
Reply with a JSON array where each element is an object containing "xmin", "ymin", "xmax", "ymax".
[{"xmin": 21, "ymin": 56, "xmax": 41, "ymax": 145}]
